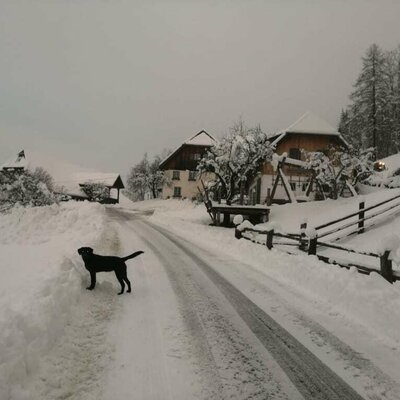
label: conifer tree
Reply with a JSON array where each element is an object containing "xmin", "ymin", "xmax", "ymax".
[
  {"xmin": 385, "ymin": 47, "xmax": 400, "ymax": 153},
  {"xmin": 349, "ymin": 44, "xmax": 387, "ymax": 156}
]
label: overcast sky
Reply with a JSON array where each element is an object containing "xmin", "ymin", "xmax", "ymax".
[{"xmin": 1, "ymin": 0, "xmax": 400, "ymax": 174}]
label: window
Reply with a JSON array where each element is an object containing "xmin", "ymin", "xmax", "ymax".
[
  {"xmin": 188, "ymin": 171, "xmax": 197, "ymax": 181},
  {"xmin": 172, "ymin": 170, "xmax": 180, "ymax": 180},
  {"xmin": 173, "ymin": 187, "xmax": 182, "ymax": 197},
  {"xmin": 289, "ymin": 182, "xmax": 296, "ymax": 191},
  {"xmin": 289, "ymin": 148, "xmax": 301, "ymax": 160}
]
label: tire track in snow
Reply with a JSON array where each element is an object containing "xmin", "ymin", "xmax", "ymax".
[
  {"xmin": 129, "ymin": 217, "xmax": 299, "ymax": 400},
  {"xmin": 140, "ymin": 220, "xmax": 365, "ymax": 400}
]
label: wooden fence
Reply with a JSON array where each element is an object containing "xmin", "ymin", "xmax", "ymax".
[
  {"xmin": 315, "ymin": 193, "xmax": 400, "ymax": 241},
  {"xmin": 236, "ymin": 226, "xmax": 396, "ymax": 283},
  {"xmin": 234, "ymin": 193, "xmax": 400, "ymax": 283}
]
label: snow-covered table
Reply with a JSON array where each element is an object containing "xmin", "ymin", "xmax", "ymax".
[{"xmin": 209, "ymin": 202, "xmax": 270, "ymax": 226}]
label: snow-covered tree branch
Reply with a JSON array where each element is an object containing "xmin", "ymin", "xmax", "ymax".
[
  {"xmin": 303, "ymin": 146, "xmax": 374, "ymax": 199},
  {"xmin": 197, "ymin": 120, "xmax": 274, "ymax": 203},
  {"xmin": 0, "ymin": 169, "xmax": 56, "ymax": 212}
]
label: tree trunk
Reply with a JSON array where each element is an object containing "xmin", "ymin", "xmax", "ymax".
[
  {"xmin": 151, "ymin": 185, "xmax": 157, "ymax": 199},
  {"xmin": 239, "ymin": 182, "xmax": 245, "ymax": 205}
]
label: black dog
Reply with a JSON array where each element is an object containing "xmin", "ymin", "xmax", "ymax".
[{"xmin": 77, "ymin": 247, "xmax": 144, "ymax": 295}]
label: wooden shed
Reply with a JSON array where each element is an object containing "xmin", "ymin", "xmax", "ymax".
[{"xmin": 73, "ymin": 173, "xmax": 125, "ymax": 204}]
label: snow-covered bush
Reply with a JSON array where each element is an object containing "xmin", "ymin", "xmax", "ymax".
[
  {"xmin": 365, "ymin": 164, "xmax": 400, "ymax": 189},
  {"xmin": 0, "ymin": 169, "xmax": 55, "ymax": 212},
  {"xmin": 80, "ymin": 182, "xmax": 109, "ymax": 202},
  {"xmin": 303, "ymin": 146, "xmax": 374, "ymax": 199}
]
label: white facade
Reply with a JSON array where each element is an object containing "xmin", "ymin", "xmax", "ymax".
[{"xmin": 161, "ymin": 170, "xmax": 214, "ymax": 200}]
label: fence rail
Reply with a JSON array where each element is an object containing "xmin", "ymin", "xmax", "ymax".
[
  {"xmin": 315, "ymin": 193, "xmax": 400, "ymax": 241},
  {"xmin": 235, "ymin": 192, "xmax": 400, "ymax": 283}
]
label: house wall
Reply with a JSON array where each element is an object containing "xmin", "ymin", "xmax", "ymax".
[{"xmin": 161, "ymin": 170, "xmax": 215, "ymax": 200}]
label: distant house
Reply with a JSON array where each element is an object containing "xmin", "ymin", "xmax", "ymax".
[
  {"xmin": 0, "ymin": 150, "xmax": 28, "ymax": 173},
  {"xmin": 159, "ymin": 130, "xmax": 217, "ymax": 200},
  {"xmin": 249, "ymin": 112, "xmax": 349, "ymax": 204},
  {"xmin": 1, "ymin": 150, "xmax": 125, "ymax": 204}
]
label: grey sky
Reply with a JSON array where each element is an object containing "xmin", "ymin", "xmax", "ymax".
[{"xmin": 1, "ymin": 0, "xmax": 400, "ymax": 175}]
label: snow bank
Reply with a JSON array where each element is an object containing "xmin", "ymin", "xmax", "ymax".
[
  {"xmin": 0, "ymin": 202, "xmax": 106, "ymax": 399},
  {"xmin": 0, "ymin": 202, "xmax": 105, "ymax": 245}
]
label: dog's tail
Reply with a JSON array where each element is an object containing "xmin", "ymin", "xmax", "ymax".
[{"xmin": 122, "ymin": 251, "xmax": 144, "ymax": 262}]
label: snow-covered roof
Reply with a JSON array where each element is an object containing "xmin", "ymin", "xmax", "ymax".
[
  {"xmin": 75, "ymin": 172, "xmax": 122, "ymax": 187},
  {"xmin": 275, "ymin": 111, "xmax": 340, "ymax": 136},
  {"xmin": 184, "ymin": 130, "xmax": 217, "ymax": 146},
  {"xmin": 1, "ymin": 150, "xmax": 28, "ymax": 170},
  {"xmin": 159, "ymin": 130, "xmax": 217, "ymax": 168},
  {"xmin": 268, "ymin": 111, "xmax": 348, "ymax": 147}
]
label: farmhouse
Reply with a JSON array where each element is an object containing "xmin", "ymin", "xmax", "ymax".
[
  {"xmin": 159, "ymin": 130, "xmax": 217, "ymax": 200},
  {"xmin": 249, "ymin": 112, "xmax": 349, "ymax": 204}
]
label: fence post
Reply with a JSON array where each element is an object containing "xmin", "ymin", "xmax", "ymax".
[
  {"xmin": 358, "ymin": 200, "xmax": 365, "ymax": 234},
  {"xmin": 299, "ymin": 222, "xmax": 307, "ymax": 251},
  {"xmin": 308, "ymin": 236, "xmax": 318, "ymax": 255},
  {"xmin": 266, "ymin": 229, "xmax": 274, "ymax": 250},
  {"xmin": 266, "ymin": 188, "xmax": 272, "ymax": 206},
  {"xmin": 235, "ymin": 227, "xmax": 242, "ymax": 239},
  {"xmin": 380, "ymin": 250, "xmax": 393, "ymax": 283}
]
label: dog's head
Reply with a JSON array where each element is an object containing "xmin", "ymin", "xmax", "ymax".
[{"xmin": 77, "ymin": 247, "xmax": 94, "ymax": 257}]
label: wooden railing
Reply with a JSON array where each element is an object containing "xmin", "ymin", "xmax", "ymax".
[
  {"xmin": 234, "ymin": 193, "xmax": 400, "ymax": 283},
  {"xmin": 236, "ymin": 225, "xmax": 397, "ymax": 283},
  {"xmin": 314, "ymin": 193, "xmax": 400, "ymax": 241}
]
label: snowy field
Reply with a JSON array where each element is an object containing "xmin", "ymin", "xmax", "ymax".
[{"xmin": 2, "ymin": 194, "xmax": 400, "ymax": 398}]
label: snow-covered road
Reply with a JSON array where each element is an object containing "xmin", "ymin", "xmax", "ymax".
[{"xmin": 103, "ymin": 207, "xmax": 395, "ymax": 400}]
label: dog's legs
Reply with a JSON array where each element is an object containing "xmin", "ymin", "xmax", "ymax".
[
  {"xmin": 121, "ymin": 263, "xmax": 131, "ymax": 293},
  {"xmin": 115, "ymin": 271, "xmax": 125, "ymax": 295},
  {"xmin": 124, "ymin": 276, "xmax": 131, "ymax": 293},
  {"xmin": 87, "ymin": 271, "xmax": 96, "ymax": 290}
]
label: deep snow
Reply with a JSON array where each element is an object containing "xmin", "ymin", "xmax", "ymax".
[{"xmin": 3, "ymin": 193, "xmax": 400, "ymax": 399}]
